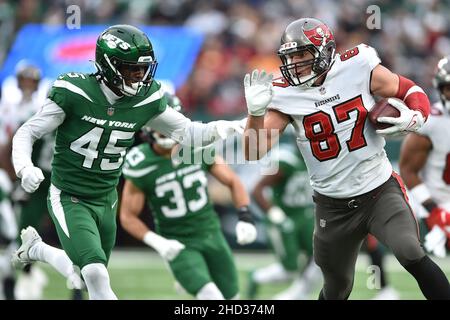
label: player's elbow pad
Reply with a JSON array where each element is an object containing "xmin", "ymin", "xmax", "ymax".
[{"xmin": 395, "ymin": 75, "xmax": 430, "ymax": 120}]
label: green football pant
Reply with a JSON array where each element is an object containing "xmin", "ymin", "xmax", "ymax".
[
  {"xmin": 266, "ymin": 210, "xmax": 314, "ymax": 271},
  {"xmin": 167, "ymin": 228, "xmax": 239, "ymax": 299},
  {"xmin": 47, "ymin": 184, "xmax": 118, "ymax": 269}
]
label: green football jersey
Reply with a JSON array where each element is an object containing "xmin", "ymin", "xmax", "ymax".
[
  {"xmin": 48, "ymin": 72, "xmax": 167, "ymax": 197},
  {"xmin": 123, "ymin": 143, "xmax": 220, "ymax": 237},
  {"xmin": 272, "ymin": 146, "xmax": 314, "ymax": 217}
]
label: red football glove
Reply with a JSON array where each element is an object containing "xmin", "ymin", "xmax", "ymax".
[{"xmin": 426, "ymin": 207, "xmax": 450, "ymax": 230}]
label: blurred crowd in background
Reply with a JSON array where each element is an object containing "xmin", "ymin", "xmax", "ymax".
[{"xmin": 0, "ymin": 0, "xmax": 449, "ymax": 120}]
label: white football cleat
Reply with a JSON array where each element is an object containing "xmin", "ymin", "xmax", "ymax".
[{"xmin": 12, "ymin": 226, "xmax": 42, "ymax": 268}]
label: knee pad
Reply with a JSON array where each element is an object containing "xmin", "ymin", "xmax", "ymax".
[{"xmin": 196, "ymin": 282, "xmax": 224, "ymax": 300}]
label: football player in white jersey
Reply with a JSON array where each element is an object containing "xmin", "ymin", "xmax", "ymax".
[
  {"xmin": 243, "ymin": 18, "xmax": 450, "ymax": 299},
  {"xmin": 400, "ymin": 56, "xmax": 450, "ymax": 258}
]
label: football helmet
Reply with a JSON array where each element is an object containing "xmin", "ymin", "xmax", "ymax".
[
  {"xmin": 95, "ymin": 24, "xmax": 158, "ymax": 96},
  {"xmin": 433, "ymin": 55, "xmax": 450, "ymax": 111},
  {"xmin": 141, "ymin": 92, "xmax": 183, "ymax": 149},
  {"xmin": 278, "ymin": 18, "xmax": 336, "ymax": 87}
]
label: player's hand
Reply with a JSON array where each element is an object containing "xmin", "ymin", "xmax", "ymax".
[
  {"xmin": 215, "ymin": 120, "xmax": 244, "ymax": 140},
  {"xmin": 376, "ymin": 98, "xmax": 424, "ymax": 136},
  {"xmin": 426, "ymin": 207, "xmax": 450, "ymax": 229},
  {"xmin": 236, "ymin": 206, "xmax": 257, "ymax": 245},
  {"xmin": 267, "ymin": 206, "xmax": 287, "ymax": 224},
  {"xmin": 424, "ymin": 225, "xmax": 447, "ymax": 258},
  {"xmin": 19, "ymin": 166, "xmax": 45, "ymax": 193},
  {"xmin": 244, "ymin": 69, "xmax": 274, "ymax": 116},
  {"xmin": 236, "ymin": 221, "xmax": 257, "ymax": 245},
  {"xmin": 144, "ymin": 232, "xmax": 185, "ymax": 261},
  {"xmin": 157, "ymin": 239, "xmax": 186, "ymax": 261}
]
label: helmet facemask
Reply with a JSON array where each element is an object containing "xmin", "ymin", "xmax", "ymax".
[
  {"xmin": 279, "ymin": 43, "xmax": 335, "ymax": 87},
  {"xmin": 103, "ymin": 54, "xmax": 157, "ymax": 96},
  {"xmin": 433, "ymin": 56, "xmax": 450, "ymax": 112}
]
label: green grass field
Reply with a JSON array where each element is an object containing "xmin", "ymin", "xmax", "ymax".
[{"xmin": 31, "ymin": 249, "xmax": 450, "ymax": 300}]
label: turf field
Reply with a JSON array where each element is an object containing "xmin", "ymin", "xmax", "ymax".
[{"xmin": 32, "ymin": 249, "xmax": 450, "ymax": 300}]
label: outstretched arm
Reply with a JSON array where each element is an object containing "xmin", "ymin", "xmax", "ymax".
[{"xmin": 147, "ymin": 107, "xmax": 243, "ymax": 148}]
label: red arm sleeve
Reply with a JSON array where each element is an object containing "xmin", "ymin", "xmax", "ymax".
[{"xmin": 395, "ymin": 75, "xmax": 430, "ymax": 119}]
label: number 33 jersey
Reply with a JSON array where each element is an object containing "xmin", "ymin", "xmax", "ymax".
[
  {"xmin": 48, "ymin": 73, "xmax": 167, "ymax": 197},
  {"xmin": 269, "ymin": 44, "xmax": 392, "ymax": 198},
  {"xmin": 123, "ymin": 144, "xmax": 220, "ymax": 237}
]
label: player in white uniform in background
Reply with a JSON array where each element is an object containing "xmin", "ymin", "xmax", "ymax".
[
  {"xmin": 0, "ymin": 62, "xmax": 48, "ymax": 300},
  {"xmin": 243, "ymin": 17, "xmax": 450, "ymax": 299},
  {"xmin": 400, "ymin": 55, "xmax": 450, "ymax": 258}
]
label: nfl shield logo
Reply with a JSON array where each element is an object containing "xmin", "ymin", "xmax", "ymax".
[
  {"xmin": 319, "ymin": 87, "xmax": 326, "ymax": 95},
  {"xmin": 107, "ymin": 106, "xmax": 115, "ymax": 116}
]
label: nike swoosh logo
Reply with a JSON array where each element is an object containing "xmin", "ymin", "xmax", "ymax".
[{"xmin": 111, "ymin": 199, "xmax": 118, "ymax": 209}]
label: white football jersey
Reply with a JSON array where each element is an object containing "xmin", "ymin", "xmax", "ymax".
[
  {"xmin": 268, "ymin": 44, "xmax": 392, "ymax": 198},
  {"xmin": 416, "ymin": 102, "xmax": 450, "ymax": 209}
]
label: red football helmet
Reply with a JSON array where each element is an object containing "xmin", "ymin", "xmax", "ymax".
[{"xmin": 278, "ymin": 18, "xmax": 336, "ymax": 87}]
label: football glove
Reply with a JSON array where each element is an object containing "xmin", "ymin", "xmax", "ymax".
[
  {"xmin": 244, "ymin": 69, "xmax": 274, "ymax": 116},
  {"xmin": 267, "ymin": 206, "xmax": 287, "ymax": 225},
  {"xmin": 424, "ymin": 225, "xmax": 447, "ymax": 258},
  {"xmin": 143, "ymin": 232, "xmax": 185, "ymax": 261},
  {"xmin": 426, "ymin": 206, "xmax": 450, "ymax": 229},
  {"xmin": 19, "ymin": 166, "xmax": 45, "ymax": 193},
  {"xmin": 376, "ymin": 98, "xmax": 424, "ymax": 136},
  {"xmin": 236, "ymin": 206, "xmax": 257, "ymax": 245},
  {"xmin": 215, "ymin": 120, "xmax": 244, "ymax": 140}
]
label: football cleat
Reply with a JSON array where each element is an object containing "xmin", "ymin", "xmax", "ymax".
[{"xmin": 12, "ymin": 226, "xmax": 42, "ymax": 268}]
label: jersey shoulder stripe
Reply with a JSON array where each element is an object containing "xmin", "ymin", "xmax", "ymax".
[
  {"xmin": 122, "ymin": 164, "xmax": 158, "ymax": 178},
  {"xmin": 52, "ymin": 79, "xmax": 93, "ymax": 102}
]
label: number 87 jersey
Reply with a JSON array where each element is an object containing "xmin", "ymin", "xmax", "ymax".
[{"xmin": 269, "ymin": 44, "xmax": 392, "ymax": 198}]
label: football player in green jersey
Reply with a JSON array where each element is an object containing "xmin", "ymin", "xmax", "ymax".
[
  {"xmin": 11, "ymin": 25, "xmax": 243, "ymax": 299},
  {"xmin": 120, "ymin": 93, "xmax": 257, "ymax": 299},
  {"xmin": 248, "ymin": 144, "xmax": 322, "ymax": 299}
]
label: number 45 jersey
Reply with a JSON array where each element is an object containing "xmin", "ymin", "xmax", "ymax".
[
  {"xmin": 123, "ymin": 144, "xmax": 220, "ymax": 237},
  {"xmin": 269, "ymin": 44, "xmax": 392, "ymax": 198},
  {"xmin": 48, "ymin": 73, "xmax": 167, "ymax": 197}
]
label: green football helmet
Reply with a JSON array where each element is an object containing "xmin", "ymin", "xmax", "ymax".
[
  {"xmin": 142, "ymin": 91, "xmax": 183, "ymax": 149},
  {"xmin": 95, "ymin": 24, "xmax": 158, "ymax": 96}
]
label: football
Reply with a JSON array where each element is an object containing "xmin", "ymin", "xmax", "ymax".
[{"xmin": 368, "ymin": 98, "xmax": 402, "ymax": 130}]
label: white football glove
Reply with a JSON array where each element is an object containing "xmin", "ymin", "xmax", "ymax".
[
  {"xmin": 19, "ymin": 166, "xmax": 45, "ymax": 193},
  {"xmin": 267, "ymin": 206, "xmax": 287, "ymax": 225},
  {"xmin": 376, "ymin": 98, "xmax": 425, "ymax": 136},
  {"xmin": 244, "ymin": 69, "xmax": 274, "ymax": 116},
  {"xmin": 424, "ymin": 225, "xmax": 447, "ymax": 258},
  {"xmin": 215, "ymin": 120, "xmax": 244, "ymax": 140},
  {"xmin": 143, "ymin": 232, "xmax": 185, "ymax": 262},
  {"xmin": 236, "ymin": 221, "xmax": 257, "ymax": 245}
]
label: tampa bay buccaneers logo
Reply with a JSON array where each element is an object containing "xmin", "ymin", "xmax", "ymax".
[{"xmin": 303, "ymin": 24, "xmax": 333, "ymax": 47}]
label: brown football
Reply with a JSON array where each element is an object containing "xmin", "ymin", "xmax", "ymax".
[{"xmin": 368, "ymin": 98, "xmax": 402, "ymax": 130}]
